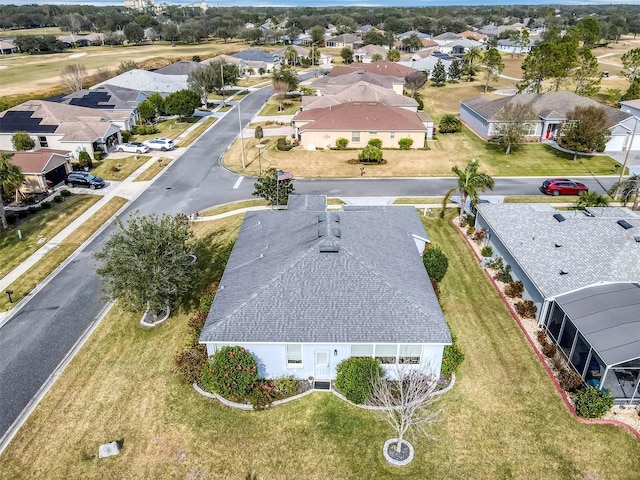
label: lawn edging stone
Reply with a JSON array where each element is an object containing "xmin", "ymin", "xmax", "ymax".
[
  {"xmin": 383, "ymin": 438, "xmax": 414, "ymax": 467},
  {"xmin": 192, "ymin": 382, "xmax": 315, "ymax": 411},
  {"xmin": 453, "ymin": 217, "xmax": 640, "ymax": 441}
]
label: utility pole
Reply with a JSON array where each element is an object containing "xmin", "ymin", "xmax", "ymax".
[
  {"xmin": 220, "ymin": 63, "xmax": 226, "ymax": 106},
  {"xmin": 615, "ymin": 115, "xmax": 638, "ymax": 199}
]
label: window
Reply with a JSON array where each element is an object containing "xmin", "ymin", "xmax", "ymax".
[
  {"xmin": 286, "ymin": 344, "xmax": 302, "ymax": 366},
  {"xmin": 390, "ymin": 132, "xmax": 395, "ymax": 139},
  {"xmin": 352, "ymin": 131, "xmax": 360, "ymax": 143},
  {"xmin": 399, "ymin": 345, "xmax": 422, "ymax": 364},
  {"xmin": 375, "ymin": 344, "xmax": 397, "ymax": 364},
  {"xmin": 369, "ymin": 131, "xmax": 377, "ymax": 134},
  {"xmin": 38, "ymin": 136, "xmax": 48, "ymax": 147},
  {"xmin": 351, "ymin": 344, "xmax": 373, "ymax": 357},
  {"xmin": 524, "ymin": 123, "xmax": 536, "ymax": 136}
]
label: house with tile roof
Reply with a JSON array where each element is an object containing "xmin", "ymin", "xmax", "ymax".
[
  {"xmin": 293, "ymin": 101, "xmax": 432, "ymax": 150},
  {"xmin": 334, "ymin": 60, "xmax": 415, "ymax": 79},
  {"xmin": 475, "ymin": 203, "xmax": 640, "ymax": 404},
  {"xmin": 311, "ymin": 70, "xmax": 405, "ymax": 95},
  {"xmin": 57, "ymin": 85, "xmax": 147, "ymax": 131},
  {"xmin": 91, "ymin": 69, "xmax": 188, "ymax": 96},
  {"xmin": 199, "ymin": 195, "xmax": 451, "ymax": 383},
  {"xmin": 302, "ymin": 81, "xmax": 419, "ymax": 112},
  {"xmin": 458, "ymin": 30, "xmax": 487, "ymax": 42},
  {"xmin": 0, "ymin": 100, "xmax": 121, "ymax": 158},
  {"xmin": 8, "ymin": 149, "xmax": 72, "ymax": 194},
  {"xmin": 460, "ymin": 92, "xmax": 635, "ymax": 152}
]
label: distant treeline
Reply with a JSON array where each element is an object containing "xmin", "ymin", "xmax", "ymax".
[{"xmin": 1, "ymin": 4, "xmax": 640, "ymax": 41}]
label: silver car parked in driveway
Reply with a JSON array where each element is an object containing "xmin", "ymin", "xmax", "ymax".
[
  {"xmin": 143, "ymin": 137, "xmax": 175, "ymax": 151},
  {"xmin": 116, "ymin": 142, "xmax": 150, "ymax": 154}
]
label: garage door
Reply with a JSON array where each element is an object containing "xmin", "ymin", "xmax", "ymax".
[
  {"xmin": 45, "ymin": 164, "xmax": 68, "ymax": 187},
  {"xmin": 605, "ymin": 135, "xmax": 626, "ymax": 152}
]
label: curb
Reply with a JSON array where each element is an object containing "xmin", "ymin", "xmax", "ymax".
[{"xmin": 455, "ymin": 219, "xmax": 640, "ymax": 441}]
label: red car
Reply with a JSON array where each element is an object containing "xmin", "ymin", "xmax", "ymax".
[{"xmin": 541, "ymin": 178, "xmax": 589, "ymax": 196}]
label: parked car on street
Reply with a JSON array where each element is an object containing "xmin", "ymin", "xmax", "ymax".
[
  {"xmin": 143, "ymin": 137, "xmax": 175, "ymax": 151},
  {"xmin": 541, "ymin": 178, "xmax": 588, "ymax": 196},
  {"xmin": 65, "ymin": 172, "xmax": 106, "ymax": 189},
  {"xmin": 116, "ymin": 142, "xmax": 150, "ymax": 154}
]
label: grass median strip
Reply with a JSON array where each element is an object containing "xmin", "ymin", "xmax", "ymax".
[
  {"xmin": 92, "ymin": 155, "xmax": 150, "ymax": 181},
  {"xmin": 175, "ymin": 117, "xmax": 217, "ymax": 148},
  {"xmin": 0, "ymin": 195, "xmax": 100, "ymax": 280},
  {"xmin": 133, "ymin": 157, "xmax": 173, "ymax": 182},
  {"xmin": 0, "ymin": 196, "xmax": 127, "ymax": 311}
]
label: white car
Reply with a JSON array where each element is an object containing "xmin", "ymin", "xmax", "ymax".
[
  {"xmin": 116, "ymin": 142, "xmax": 150, "ymax": 154},
  {"xmin": 143, "ymin": 137, "xmax": 175, "ymax": 151}
]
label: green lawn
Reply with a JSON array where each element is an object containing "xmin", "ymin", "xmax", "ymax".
[
  {"xmin": 0, "ymin": 194, "xmax": 100, "ymax": 280},
  {"xmin": 1, "ymin": 212, "xmax": 638, "ymax": 479},
  {"xmin": 92, "ymin": 155, "xmax": 150, "ymax": 181},
  {"xmin": 258, "ymin": 94, "xmax": 302, "ymax": 116},
  {"xmin": 133, "ymin": 117, "xmax": 199, "ymax": 142}
]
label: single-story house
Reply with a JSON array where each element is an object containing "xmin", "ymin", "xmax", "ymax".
[
  {"xmin": 326, "ymin": 34, "xmax": 362, "ymax": 49},
  {"xmin": 0, "ymin": 100, "xmax": 122, "ymax": 158},
  {"xmin": 91, "ymin": 69, "xmax": 188, "ymax": 96},
  {"xmin": 231, "ymin": 49, "xmax": 281, "ymax": 72},
  {"xmin": 399, "ymin": 51, "xmax": 458, "ymax": 77},
  {"xmin": 57, "ymin": 33, "xmax": 103, "ymax": 47},
  {"xmin": 335, "ymin": 60, "xmax": 415, "ymax": 79},
  {"xmin": 302, "ymin": 81, "xmax": 418, "ymax": 112},
  {"xmin": 201, "ymin": 55, "xmax": 263, "ymax": 77},
  {"xmin": 154, "ymin": 61, "xmax": 202, "ymax": 76},
  {"xmin": 199, "ymin": 195, "xmax": 451, "ymax": 383},
  {"xmin": 432, "ymin": 32, "xmax": 465, "ymax": 45},
  {"xmin": 475, "ymin": 203, "xmax": 640, "ymax": 404},
  {"xmin": 293, "ymin": 101, "xmax": 433, "ymax": 149},
  {"xmin": 458, "ymin": 30, "xmax": 487, "ymax": 42},
  {"xmin": 439, "ymin": 37, "xmax": 483, "ymax": 56},
  {"xmin": 57, "ymin": 84, "xmax": 147, "ymax": 131},
  {"xmin": 0, "ymin": 39, "xmax": 18, "ymax": 55},
  {"xmin": 460, "ymin": 92, "xmax": 636, "ymax": 152},
  {"xmin": 353, "ymin": 44, "xmax": 388, "ymax": 63},
  {"xmin": 394, "ymin": 38, "xmax": 439, "ymax": 53},
  {"xmin": 396, "ymin": 30, "xmax": 431, "ymax": 41},
  {"xmin": 311, "ymin": 70, "xmax": 405, "ymax": 96},
  {"xmin": 9, "ymin": 149, "xmax": 72, "ymax": 194},
  {"xmin": 620, "ymin": 99, "xmax": 640, "ymax": 121},
  {"xmin": 497, "ymin": 38, "xmax": 536, "ymax": 55}
]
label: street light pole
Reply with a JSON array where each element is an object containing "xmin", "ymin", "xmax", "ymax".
[
  {"xmin": 220, "ymin": 63, "xmax": 226, "ymax": 106},
  {"xmin": 615, "ymin": 115, "xmax": 638, "ymax": 199}
]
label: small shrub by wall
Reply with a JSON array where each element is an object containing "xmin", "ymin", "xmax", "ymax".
[
  {"xmin": 200, "ymin": 346, "xmax": 259, "ymax": 401},
  {"xmin": 442, "ymin": 334, "xmax": 465, "ymax": 380},
  {"xmin": 335, "ymin": 137, "xmax": 349, "ymax": 150},
  {"xmin": 575, "ymin": 386, "xmax": 614, "ymax": 418},
  {"xmin": 514, "ymin": 300, "xmax": 537, "ymax": 319},
  {"xmin": 505, "ymin": 281, "xmax": 524, "ymax": 299},
  {"xmin": 422, "ymin": 245, "xmax": 449, "ymax": 283},
  {"xmin": 334, "ymin": 357, "xmax": 384, "ymax": 404},
  {"xmin": 367, "ymin": 138, "xmax": 382, "ymax": 149},
  {"xmin": 481, "ymin": 246, "xmax": 493, "ymax": 258},
  {"xmin": 398, "ymin": 138, "xmax": 413, "ymax": 150},
  {"xmin": 559, "ymin": 368, "xmax": 583, "ymax": 392}
]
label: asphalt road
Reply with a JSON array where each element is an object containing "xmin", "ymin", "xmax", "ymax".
[{"xmin": 0, "ymin": 83, "xmax": 622, "ymax": 446}]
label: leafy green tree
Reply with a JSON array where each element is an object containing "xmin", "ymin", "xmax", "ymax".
[
  {"xmin": 573, "ymin": 191, "xmax": 609, "ymax": 210},
  {"xmin": 521, "ymin": 38, "xmax": 578, "ymax": 93},
  {"xmin": 11, "ymin": 131, "xmax": 35, "ymax": 151},
  {"xmin": 0, "ymin": 153, "xmax": 24, "ymax": 230},
  {"xmin": 438, "ymin": 114, "xmax": 462, "ymax": 133},
  {"xmin": 461, "ymin": 59, "xmax": 480, "ymax": 83},
  {"xmin": 310, "ymin": 26, "xmax": 325, "ymax": 46},
  {"xmin": 363, "ymin": 30, "xmax": 387, "ymax": 46},
  {"xmin": 491, "ymin": 103, "xmax": 535, "ymax": 154},
  {"xmin": 95, "ymin": 213, "xmax": 197, "ymax": 313},
  {"xmin": 371, "ymin": 53, "xmax": 382, "ymax": 62},
  {"xmin": 573, "ymin": 48, "xmax": 601, "ymax": 97},
  {"xmin": 431, "ymin": 59, "xmax": 446, "ymax": 87},
  {"xmin": 253, "ymin": 167, "xmax": 294, "ymax": 206},
  {"xmin": 622, "ymin": 79, "xmax": 640, "ymax": 102},
  {"xmin": 272, "ymin": 79, "xmax": 289, "ymax": 112},
  {"xmin": 448, "ymin": 60, "xmax": 461, "ymax": 82},
  {"xmin": 358, "ymin": 144, "xmax": 383, "ymax": 163},
  {"xmin": 386, "ymin": 49, "xmax": 400, "ymax": 62},
  {"xmin": 254, "ymin": 125, "xmax": 263, "ymax": 142},
  {"xmin": 340, "ymin": 47, "xmax": 354, "ymax": 65},
  {"xmin": 146, "ymin": 92, "xmax": 165, "ymax": 116},
  {"xmin": 271, "ymin": 66, "xmax": 299, "ymax": 91},
  {"xmin": 123, "ymin": 21, "xmax": 144, "ymax": 44},
  {"xmin": 164, "ymin": 89, "xmax": 200, "ymax": 121},
  {"xmin": 402, "ymin": 33, "xmax": 423, "ymax": 51},
  {"xmin": 608, "ymin": 174, "xmax": 640, "ymax": 209},
  {"xmin": 482, "ymin": 48, "xmax": 505, "ymax": 93},
  {"xmin": 622, "ymin": 48, "xmax": 640, "ymax": 83},
  {"xmin": 441, "ymin": 159, "xmax": 494, "ymax": 222},
  {"xmin": 560, "ymin": 105, "xmax": 611, "ymax": 160},
  {"xmin": 188, "ymin": 61, "xmax": 238, "ymax": 106},
  {"xmin": 137, "ymin": 99, "xmax": 156, "ymax": 123},
  {"xmin": 422, "ymin": 245, "xmax": 449, "ymax": 282},
  {"xmin": 161, "ymin": 22, "xmax": 179, "ymax": 44},
  {"xmin": 462, "ymin": 46, "xmax": 482, "ymax": 67},
  {"xmin": 568, "ymin": 17, "xmax": 601, "ymax": 48}
]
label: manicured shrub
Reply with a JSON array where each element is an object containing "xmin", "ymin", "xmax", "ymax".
[
  {"xmin": 200, "ymin": 346, "xmax": 259, "ymax": 401},
  {"xmin": 78, "ymin": 151, "xmax": 93, "ymax": 169},
  {"xmin": 422, "ymin": 244, "xmax": 449, "ymax": 283},
  {"xmin": 398, "ymin": 137, "xmax": 414, "ymax": 150},
  {"xmin": 53, "ymin": 195, "xmax": 63, "ymax": 203},
  {"xmin": 120, "ymin": 130, "xmax": 132, "ymax": 142},
  {"xmin": 481, "ymin": 246, "xmax": 493, "ymax": 257},
  {"xmin": 249, "ymin": 381, "xmax": 276, "ymax": 410},
  {"xmin": 505, "ymin": 281, "xmax": 524, "ymax": 299},
  {"xmin": 174, "ymin": 344, "xmax": 208, "ymax": 384},
  {"xmin": 367, "ymin": 138, "xmax": 382, "ymax": 149},
  {"xmin": 199, "ymin": 282, "xmax": 218, "ymax": 312},
  {"xmin": 542, "ymin": 343, "xmax": 557, "ymax": 358},
  {"xmin": 40, "ymin": 201, "xmax": 51, "ymax": 209},
  {"xmin": 335, "ymin": 137, "xmax": 349, "ymax": 150},
  {"xmin": 536, "ymin": 329, "xmax": 549, "ymax": 346},
  {"xmin": 60, "ymin": 189, "xmax": 71, "ymax": 197},
  {"xmin": 335, "ymin": 357, "xmax": 384, "ymax": 404},
  {"xmin": 94, "ymin": 152, "xmax": 103, "ymax": 161},
  {"xmin": 413, "ymin": 93, "xmax": 424, "ymax": 111},
  {"xmin": 27, "ymin": 205, "xmax": 40, "ymax": 214},
  {"xmin": 276, "ymin": 137, "xmax": 294, "ymax": 151},
  {"xmin": 514, "ymin": 299, "xmax": 537, "ymax": 318},
  {"xmin": 441, "ymin": 334, "xmax": 465, "ymax": 379},
  {"xmin": 133, "ymin": 125, "xmax": 158, "ymax": 135},
  {"xmin": 575, "ymin": 386, "xmax": 614, "ymax": 418},
  {"xmin": 358, "ymin": 144, "xmax": 382, "ymax": 163},
  {"xmin": 271, "ymin": 375, "xmax": 299, "ymax": 395},
  {"xmin": 496, "ymin": 264, "xmax": 513, "ymax": 284},
  {"xmin": 559, "ymin": 368, "xmax": 583, "ymax": 392}
]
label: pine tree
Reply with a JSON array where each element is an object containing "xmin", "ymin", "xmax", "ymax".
[
  {"xmin": 431, "ymin": 59, "xmax": 446, "ymax": 87},
  {"xmin": 448, "ymin": 60, "xmax": 461, "ymax": 82}
]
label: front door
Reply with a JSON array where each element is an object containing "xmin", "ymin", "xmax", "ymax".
[{"xmin": 315, "ymin": 351, "xmax": 330, "ymax": 380}]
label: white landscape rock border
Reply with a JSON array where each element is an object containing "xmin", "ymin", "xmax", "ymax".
[
  {"xmin": 193, "ymin": 383, "xmax": 316, "ymax": 410},
  {"xmin": 139, "ymin": 306, "xmax": 171, "ymax": 327},
  {"xmin": 383, "ymin": 438, "xmax": 414, "ymax": 467}
]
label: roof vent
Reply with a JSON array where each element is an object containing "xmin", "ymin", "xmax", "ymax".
[
  {"xmin": 618, "ymin": 219, "xmax": 633, "ymax": 230},
  {"xmin": 319, "ymin": 245, "xmax": 340, "ymax": 253},
  {"xmin": 317, "ymin": 214, "xmax": 326, "ymax": 223},
  {"xmin": 560, "ymin": 269, "xmax": 569, "ymax": 275},
  {"xmin": 332, "ymin": 227, "xmax": 341, "ymax": 238},
  {"xmin": 555, "ymin": 243, "xmax": 562, "ymax": 248},
  {"xmin": 330, "ymin": 212, "xmax": 340, "ymax": 223},
  {"xmin": 553, "ymin": 214, "xmax": 566, "ymax": 223},
  {"xmin": 635, "ymin": 236, "xmax": 640, "ymax": 243},
  {"xmin": 318, "ymin": 226, "xmax": 327, "ymax": 238}
]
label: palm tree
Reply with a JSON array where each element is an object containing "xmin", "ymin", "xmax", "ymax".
[
  {"xmin": 573, "ymin": 191, "xmax": 609, "ymax": 210},
  {"xmin": 438, "ymin": 114, "xmax": 462, "ymax": 133},
  {"xmin": 609, "ymin": 174, "xmax": 640, "ymax": 210},
  {"xmin": 462, "ymin": 46, "xmax": 483, "ymax": 82},
  {"xmin": 441, "ymin": 159, "xmax": 494, "ymax": 222},
  {"xmin": 0, "ymin": 152, "xmax": 25, "ymax": 230},
  {"xmin": 284, "ymin": 46, "xmax": 298, "ymax": 66}
]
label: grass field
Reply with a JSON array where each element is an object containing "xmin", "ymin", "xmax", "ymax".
[
  {"xmin": 92, "ymin": 155, "xmax": 150, "ymax": 181},
  {"xmin": 134, "ymin": 157, "xmax": 172, "ymax": 182},
  {"xmin": 0, "ymin": 194, "xmax": 100, "ymax": 280},
  {"xmin": 132, "ymin": 117, "xmax": 199, "ymax": 142},
  {"xmin": 224, "ymin": 128, "xmax": 622, "ymax": 178},
  {"xmin": 258, "ymin": 94, "xmax": 302, "ymax": 116},
  {"xmin": 0, "ymin": 196, "xmax": 127, "ymax": 311},
  {"xmin": 1, "ymin": 211, "xmax": 638, "ymax": 478}
]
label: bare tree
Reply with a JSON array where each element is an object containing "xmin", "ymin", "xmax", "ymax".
[
  {"xmin": 491, "ymin": 103, "xmax": 536, "ymax": 154},
  {"xmin": 404, "ymin": 71, "xmax": 426, "ymax": 96},
  {"xmin": 60, "ymin": 64, "xmax": 88, "ymax": 92},
  {"xmin": 93, "ymin": 66, "xmax": 112, "ymax": 84},
  {"xmin": 367, "ymin": 366, "xmax": 442, "ymax": 453},
  {"xmin": 272, "ymin": 79, "xmax": 289, "ymax": 112}
]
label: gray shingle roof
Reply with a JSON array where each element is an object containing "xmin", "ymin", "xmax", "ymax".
[
  {"xmin": 554, "ymin": 282, "xmax": 640, "ymax": 366},
  {"xmin": 60, "ymin": 85, "xmax": 145, "ymax": 111},
  {"xmin": 477, "ymin": 203, "xmax": 640, "ymax": 299},
  {"xmin": 231, "ymin": 49, "xmax": 280, "ymax": 63},
  {"xmin": 461, "ymin": 92, "xmax": 632, "ymax": 128},
  {"xmin": 154, "ymin": 61, "xmax": 202, "ymax": 75},
  {"xmin": 200, "ymin": 201, "xmax": 450, "ymax": 345},
  {"xmin": 91, "ymin": 69, "xmax": 188, "ymax": 94}
]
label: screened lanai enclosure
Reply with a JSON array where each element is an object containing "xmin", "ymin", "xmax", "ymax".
[{"xmin": 542, "ymin": 283, "xmax": 640, "ymax": 405}]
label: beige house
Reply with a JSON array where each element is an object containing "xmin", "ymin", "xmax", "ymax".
[
  {"xmin": 302, "ymin": 81, "xmax": 418, "ymax": 112},
  {"xmin": 312, "ymin": 70, "xmax": 405, "ymax": 95},
  {"xmin": 293, "ymin": 101, "xmax": 432, "ymax": 150},
  {"xmin": 0, "ymin": 101, "xmax": 122, "ymax": 158},
  {"xmin": 10, "ymin": 149, "xmax": 72, "ymax": 194},
  {"xmin": 353, "ymin": 44, "xmax": 389, "ymax": 63}
]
